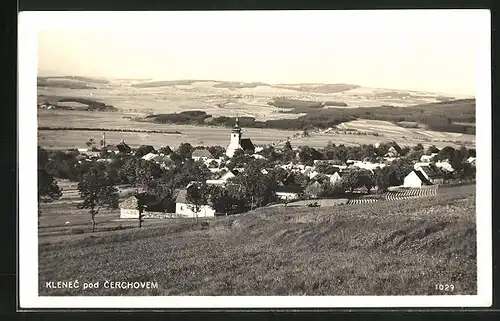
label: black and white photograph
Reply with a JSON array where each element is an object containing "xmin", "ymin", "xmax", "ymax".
[{"xmin": 18, "ymin": 9, "xmax": 491, "ymax": 308}]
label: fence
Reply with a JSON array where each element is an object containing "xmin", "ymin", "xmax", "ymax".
[
  {"xmin": 142, "ymin": 211, "xmax": 186, "ymax": 219},
  {"xmin": 437, "ymin": 179, "xmax": 476, "ymax": 189}
]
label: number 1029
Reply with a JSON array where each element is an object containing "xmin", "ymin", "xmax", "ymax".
[{"xmin": 435, "ymin": 284, "xmax": 454, "ymax": 291}]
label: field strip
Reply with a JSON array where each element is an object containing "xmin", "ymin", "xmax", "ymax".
[{"xmin": 38, "ymin": 127, "xmax": 182, "ymax": 134}]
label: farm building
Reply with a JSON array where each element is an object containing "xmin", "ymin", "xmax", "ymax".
[
  {"xmin": 385, "ymin": 142, "xmax": 403, "ymax": 157},
  {"xmin": 276, "ymin": 184, "xmax": 304, "ymax": 201},
  {"xmin": 119, "ymin": 196, "xmax": 141, "ymax": 219},
  {"xmin": 226, "ymin": 117, "xmax": 255, "ymax": 157},
  {"xmin": 467, "ymin": 157, "xmax": 476, "ymax": 166},
  {"xmin": 416, "ymin": 165, "xmax": 444, "ymax": 184},
  {"xmin": 403, "ymin": 170, "xmax": 433, "ymax": 188},
  {"xmin": 192, "ymin": 149, "xmax": 214, "ymax": 162},
  {"xmin": 119, "ymin": 194, "xmax": 174, "ymax": 219},
  {"xmin": 175, "ymin": 190, "xmax": 216, "ymax": 218}
]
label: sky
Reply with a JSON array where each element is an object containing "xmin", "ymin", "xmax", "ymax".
[{"xmin": 34, "ymin": 10, "xmax": 489, "ymax": 95}]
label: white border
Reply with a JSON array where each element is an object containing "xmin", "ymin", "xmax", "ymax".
[{"xmin": 19, "ymin": 10, "xmax": 492, "ymax": 309}]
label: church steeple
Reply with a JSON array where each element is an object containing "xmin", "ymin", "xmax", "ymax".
[{"xmin": 232, "ymin": 117, "xmax": 241, "ymax": 133}]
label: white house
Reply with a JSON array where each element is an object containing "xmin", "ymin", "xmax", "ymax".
[
  {"xmin": 275, "ymin": 185, "xmax": 303, "ymax": 201},
  {"xmin": 414, "ymin": 162, "xmax": 431, "ymax": 170},
  {"xmin": 119, "ymin": 196, "xmax": 140, "ymax": 219},
  {"xmin": 175, "ymin": 190, "xmax": 216, "ymax": 218},
  {"xmin": 467, "ymin": 157, "xmax": 476, "ymax": 166},
  {"xmin": 403, "ymin": 170, "xmax": 432, "ymax": 188}
]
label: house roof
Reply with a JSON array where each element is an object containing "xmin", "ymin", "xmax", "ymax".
[
  {"xmin": 192, "ymin": 149, "xmax": 213, "ymax": 158},
  {"xmin": 175, "ymin": 189, "xmax": 188, "ymax": 203},
  {"xmin": 419, "ymin": 165, "xmax": 441, "ymax": 178},
  {"xmin": 240, "ymin": 138, "xmax": 255, "ymax": 151},
  {"xmin": 389, "ymin": 141, "xmax": 403, "ymax": 154},
  {"xmin": 119, "ymin": 195, "xmax": 139, "ymax": 209},
  {"xmin": 413, "ymin": 170, "xmax": 433, "ymax": 185},
  {"xmin": 276, "ymin": 184, "xmax": 304, "ymax": 194},
  {"xmin": 116, "ymin": 142, "xmax": 132, "ymax": 153}
]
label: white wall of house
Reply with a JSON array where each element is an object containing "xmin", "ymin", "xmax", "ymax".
[
  {"xmin": 276, "ymin": 192, "xmax": 299, "ymax": 201},
  {"xmin": 120, "ymin": 208, "xmax": 139, "ymax": 219},
  {"xmin": 329, "ymin": 172, "xmax": 342, "ymax": 185},
  {"xmin": 403, "ymin": 171, "xmax": 423, "ymax": 188},
  {"xmin": 175, "ymin": 202, "xmax": 216, "ymax": 218}
]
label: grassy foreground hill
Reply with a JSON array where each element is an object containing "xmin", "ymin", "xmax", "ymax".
[{"xmin": 39, "ymin": 186, "xmax": 475, "ymax": 296}]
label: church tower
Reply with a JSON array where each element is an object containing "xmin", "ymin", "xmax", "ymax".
[{"xmin": 226, "ymin": 117, "xmax": 242, "ymax": 157}]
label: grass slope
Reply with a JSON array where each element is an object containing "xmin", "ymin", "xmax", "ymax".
[{"xmin": 39, "ymin": 186, "xmax": 475, "ymax": 296}]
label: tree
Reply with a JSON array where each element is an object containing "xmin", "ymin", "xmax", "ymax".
[
  {"xmin": 186, "ymin": 182, "xmax": 209, "ymax": 224},
  {"xmin": 208, "ymin": 185, "xmax": 234, "ymax": 214},
  {"xmin": 177, "ymin": 143, "xmax": 194, "ymax": 160},
  {"xmin": 388, "ymin": 158, "xmax": 414, "ymax": 186},
  {"xmin": 77, "ymin": 165, "xmax": 119, "ymax": 232},
  {"xmin": 436, "ymin": 146, "xmax": 455, "ymax": 161},
  {"xmin": 373, "ymin": 167, "xmax": 391, "ymax": 193},
  {"xmin": 229, "ymin": 161, "xmax": 277, "ymax": 208},
  {"xmin": 305, "ymin": 181, "xmax": 324, "ymax": 199},
  {"xmin": 413, "ymin": 143, "xmax": 424, "ymax": 152},
  {"xmin": 298, "ymin": 146, "xmax": 322, "ymax": 166},
  {"xmin": 340, "ymin": 170, "xmax": 360, "ymax": 193},
  {"xmin": 208, "ymin": 145, "xmax": 225, "ymax": 159},
  {"xmin": 136, "ymin": 195, "xmax": 146, "ymax": 228},
  {"xmin": 38, "ymin": 147, "xmax": 62, "ymax": 217}
]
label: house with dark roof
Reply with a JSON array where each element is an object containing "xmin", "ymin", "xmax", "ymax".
[
  {"xmin": 119, "ymin": 194, "xmax": 173, "ymax": 219},
  {"xmin": 385, "ymin": 141, "xmax": 403, "ymax": 157},
  {"xmin": 116, "ymin": 140, "xmax": 132, "ymax": 154},
  {"xmin": 192, "ymin": 148, "xmax": 214, "ymax": 161},
  {"xmin": 175, "ymin": 189, "xmax": 216, "ymax": 218},
  {"xmin": 416, "ymin": 165, "xmax": 444, "ymax": 184},
  {"xmin": 403, "ymin": 170, "xmax": 434, "ymax": 188},
  {"xmin": 275, "ymin": 184, "xmax": 304, "ymax": 201}
]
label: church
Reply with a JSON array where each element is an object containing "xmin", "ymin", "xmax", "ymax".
[{"xmin": 226, "ymin": 117, "xmax": 255, "ymax": 157}]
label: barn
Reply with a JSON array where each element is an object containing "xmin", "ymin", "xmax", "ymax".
[{"xmin": 403, "ymin": 170, "xmax": 433, "ymax": 188}]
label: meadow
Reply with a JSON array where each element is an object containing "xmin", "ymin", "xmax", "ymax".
[{"xmin": 38, "ymin": 184, "xmax": 476, "ymax": 296}]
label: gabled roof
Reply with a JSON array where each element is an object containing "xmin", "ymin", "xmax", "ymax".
[
  {"xmin": 116, "ymin": 141, "xmax": 132, "ymax": 153},
  {"xmin": 240, "ymin": 138, "xmax": 255, "ymax": 151},
  {"xmin": 175, "ymin": 189, "xmax": 188, "ymax": 203},
  {"xmin": 119, "ymin": 195, "xmax": 139, "ymax": 209},
  {"xmin": 192, "ymin": 149, "xmax": 213, "ymax": 158},
  {"xmin": 389, "ymin": 141, "xmax": 403, "ymax": 154},
  {"xmin": 419, "ymin": 165, "xmax": 441, "ymax": 178},
  {"xmin": 413, "ymin": 170, "xmax": 433, "ymax": 185}
]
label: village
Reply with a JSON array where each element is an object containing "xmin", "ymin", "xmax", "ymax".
[{"xmin": 38, "ymin": 117, "xmax": 477, "ymax": 229}]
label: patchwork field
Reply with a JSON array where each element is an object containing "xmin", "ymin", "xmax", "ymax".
[
  {"xmin": 38, "ymin": 184, "xmax": 476, "ymax": 296},
  {"xmin": 37, "ymin": 78, "xmax": 475, "ymax": 150},
  {"xmin": 38, "ymin": 111, "xmax": 475, "ymax": 150}
]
